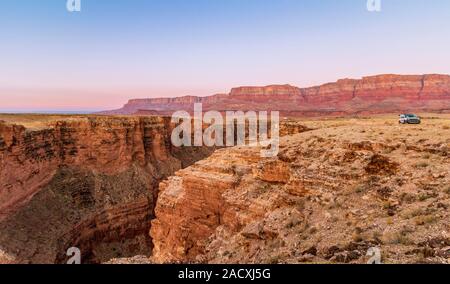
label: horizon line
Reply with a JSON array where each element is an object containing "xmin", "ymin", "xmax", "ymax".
[{"xmin": 2, "ymin": 73, "xmax": 449, "ymax": 114}]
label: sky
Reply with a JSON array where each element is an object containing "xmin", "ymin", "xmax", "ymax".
[{"xmin": 1, "ymin": 0, "xmax": 450, "ymax": 112}]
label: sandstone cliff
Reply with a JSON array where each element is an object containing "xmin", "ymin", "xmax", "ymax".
[
  {"xmin": 0, "ymin": 115, "xmax": 307, "ymax": 263},
  {"xmin": 101, "ymin": 74, "xmax": 450, "ymax": 116},
  {"xmin": 0, "ymin": 116, "xmax": 214, "ymax": 263}
]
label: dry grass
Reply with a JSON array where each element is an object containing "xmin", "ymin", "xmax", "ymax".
[
  {"xmin": 445, "ymin": 187, "xmax": 450, "ymax": 195},
  {"xmin": 0, "ymin": 114, "xmax": 91, "ymax": 130},
  {"xmin": 402, "ymin": 208, "xmax": 425, "ymax": 219},
  {"xmin": 382, "ymin": 231, "xmax": 413, "ymax": 245},
  {"xmin": 415, "ymin": 162, "xmax": 429, "ymax": 168},
  {"xmin": 414, "ymin": 215, "xmax": 437, "ymax": 226}
]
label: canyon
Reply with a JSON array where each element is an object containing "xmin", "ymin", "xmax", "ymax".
[
  {"xmin": 0, "ymin": 115, "xmax": 306, "ymax": 263},
  {"xmin": 1, "ymin": 114, "xmax": 449, "ymax": 264},
  {"xmin": 1, "ymin": 73, "xmax": 450, "ymax": 264},
  {"xmin": 0, "ymin": 116, "xmax": 216, "ymax": 263},
  {"xmin": 101, "ymin": 74, "xmax": 450, "ymax": 117}
]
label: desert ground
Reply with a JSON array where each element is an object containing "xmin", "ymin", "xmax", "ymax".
[{"xmin": 0, "ymin": 113, "xmax": 449, "ymax": 264}]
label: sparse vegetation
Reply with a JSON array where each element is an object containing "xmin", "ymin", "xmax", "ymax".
[
  {"xmin": 400, "ymin": 192, "xmax": 417, "ymax": 203},
  {"xmin": 268, "ymin": 255, "xmax": 281, "ymax": 264},
  {"xmin": 308, "ymin": 226, "xmax": 318, "ymax": 235},
  {"xmin": 402, "ymin": 208, "xmax": 425, "ymax": 219},
  {"xmin": 444, "ymin": 186, "xmax": 450, "ymax": 196},
  {"xmin": 418, "ymin": 191, "xmax": 437, "ymax": 202},
  {"xmin": 285, "ymin": 218, "xmax": 301, "ymax": 229},
  {"xmin": 382, "ymin": 231, "xmax": 412, "ymax": 245},
  {"xmin": 372, "ymin": 231, "xmax": 382, "ymax": 241},
  {"xmin": 415, "ymin": 215, "xmax": 437, "ymax": 226},
  {"xmin": 415, "ymin": 162, "xmax": 429, "ymax": 168},
  {"xmin": 354, "ymin": 184, "xmax": 368, "ymax": 194}
]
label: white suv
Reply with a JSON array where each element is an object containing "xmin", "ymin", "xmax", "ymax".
[{"xmin": 399, "ymin": 114, "xmax": 421, "ymax": 124}]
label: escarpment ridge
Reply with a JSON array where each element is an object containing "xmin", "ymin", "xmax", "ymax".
[{"xmin": 101, "ymin": 74, "xmax": 450, "ymax": 116}]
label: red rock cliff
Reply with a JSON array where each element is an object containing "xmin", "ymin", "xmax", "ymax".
[
  {"xmin": 150, "ymin": 121, "xmax": 450, "ymax": 264},
  {"xmin": 101, "ymin": 74, "xmax": 450, "ymax": 116},
  {"xmin": 0, "ymin": 117, "xmax": 214, "ymax": 263}
]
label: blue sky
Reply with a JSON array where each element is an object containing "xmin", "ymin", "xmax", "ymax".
[{"xmin": 1, "ymin": 0, "xmax": 450, "ymax": 111}]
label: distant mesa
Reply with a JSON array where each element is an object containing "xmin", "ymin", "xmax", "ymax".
[{"xmin": 99, "ymin": 74, "xmax": 450, "ymax": 117}]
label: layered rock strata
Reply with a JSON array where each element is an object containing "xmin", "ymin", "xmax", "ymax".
[
  {"xmin": 0, "ymin": 116, "xmax": 307, "ymax": 263},
  {"xmin": 101, "ymin": 74, "xmax": 450, "ymax": 116},
  {"xmin": 151, "ymin": 121, "xmax": 450, "ymax": 264},
  {"xmin": 0, "ymin": 117, "xmax": 214, "ymax": 263}
]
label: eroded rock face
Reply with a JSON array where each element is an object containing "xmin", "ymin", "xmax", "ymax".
[
  {"xmin": 0, "ymin": 116, "xmax": 307, "ymax": 264},
  {"xmin": 0, "ymin": 117, "xmax": 214, "ymax": 263},
  {"xmin": 0, "ymin": 166, "xmax": 155, "ymax": 264},
  {"xmin": 101, "ymin": 74, "xmax": 450, "ymax": 116},
  {"xmin": 150, "ymin": 121, "xmax": 450, "ymax": 264},
  {"xmin": 0, "ymin": 117, "xmax": 188, "ymax": 217}
]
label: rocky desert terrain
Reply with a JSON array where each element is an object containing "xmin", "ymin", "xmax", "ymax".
[
  {"xmin": 1, "ymin": 113, "xmax": 448, "ymax": 264},
  {"xmin": 150, "ymin": 114, "xmax": 450, "ymax": 264}
]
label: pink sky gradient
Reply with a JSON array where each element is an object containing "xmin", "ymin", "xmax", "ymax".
[{"xmin": 1, "ymin": 0, "xmax": 450, "ymax": 112}]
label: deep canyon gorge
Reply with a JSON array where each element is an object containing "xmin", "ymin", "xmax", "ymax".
[
  {"xmin": 0, "ymin": 116, "xmax": 306, "ymax": 263},
  {"xmin": 0, "ymin": 117, "xmax": 217, "ymax": 263}
]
